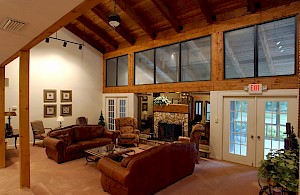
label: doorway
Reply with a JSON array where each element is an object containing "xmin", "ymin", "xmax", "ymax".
[
  {"xmin": 105, "ymin": 97, "xmax": 128, "ymax": 130},
  {"xmin": 223, "ymin": 96, "xmax": 297, "ymax": 167}
]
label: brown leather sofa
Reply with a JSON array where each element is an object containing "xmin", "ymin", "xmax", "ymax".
[
  {"xmin": 44, "ymin": 125, "xmax": 115, "ymax": 163},
  {"xmin": 97, "ymin": 142, "xmax": 197, "ymax": 195}
]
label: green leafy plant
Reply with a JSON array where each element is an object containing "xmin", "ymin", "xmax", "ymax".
[
  {"xmin": 153, "ymin": 95, "xmax": 171, "ymax": 106},
  {"xmin": 258, "ymin": 134, "xmax": 299, "ymax": 192},
  {"xmin": 98, "ymin": 111, "xmax": 105, "ymax": 127}
]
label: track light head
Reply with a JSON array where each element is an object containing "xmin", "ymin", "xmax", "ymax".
[
  {"xmin": 45, "ymin": 38, "xmax": 49, "ymax": 43},
  {"xmin": 63, "ymin": 41, "xmax": 67, "ymax": 47},
  {"xmin": 79, "ymin": 44, "xmax": 83, "ymax": 50}
]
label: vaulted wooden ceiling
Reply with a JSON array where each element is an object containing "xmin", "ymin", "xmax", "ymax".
[{"xmin": 65, "ymin": 0, "xmax": 299, "ymax": 53}]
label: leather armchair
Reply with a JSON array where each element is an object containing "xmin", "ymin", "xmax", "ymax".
[
  {"xmin": 190, "ymin": 123, "xmax": 205, "ymax": 163},
  {"xmin": 30, "ymin": 120, "xmax": 52, "ymax": 146},
  {"xmin": 115, "ymin": 117, "xmax": 140, "ymax": 147}
]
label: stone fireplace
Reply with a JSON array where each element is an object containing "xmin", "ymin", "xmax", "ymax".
[{"xmin": 153, "ymin": 104, "xmax": 189, "ymax": 138}]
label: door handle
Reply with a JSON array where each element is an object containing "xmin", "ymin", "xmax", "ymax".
[{"xmin": 257, "ymin": 136, "xmax": 260, "ymax": 139}]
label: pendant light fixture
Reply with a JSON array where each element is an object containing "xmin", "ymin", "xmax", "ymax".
[{"xmin": 109, "ymin": 0, "xmax": 120, "ymax": 28}]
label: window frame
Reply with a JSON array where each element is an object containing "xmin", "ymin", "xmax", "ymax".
[
  {"xmin": 106, "ymin": 54, "xmax": 128, "ymax": 87},
  {"xmin": 223, "ymin": 16, "xmax": 297, "ymax": 79}
]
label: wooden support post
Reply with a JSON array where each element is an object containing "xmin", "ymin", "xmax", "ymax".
[
  {"xmin": 0, "ymin": 68, "xmax": 5, "ymax": 168},
  {"xmin": 19, "ymin": 50, "xmax": 30, "ymax": 188}
]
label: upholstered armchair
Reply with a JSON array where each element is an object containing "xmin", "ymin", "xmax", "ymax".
[
  {"xmin": 76, "ymin": 117, "xmax": 88, "ymax": 126},
  {"xmin": 115, "ymin": 117, "xmax": 140, "ymax": 147},
  {"xmin": 30, "ymin": 120, "xmax": 52, "ymax": 146},
  {"xmin": 190, "ymin": 123, "xmax": 205, "ymax": 163}
]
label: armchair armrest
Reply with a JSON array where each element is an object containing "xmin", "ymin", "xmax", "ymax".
[
  {"xmin": 97, "ymin": 157, "xmax": 130, "ymax": 186},
  {"xmin": 115, "ymin": 130, "xmax": 121, "ymax": 135},
  {"xmin": 43, "ymin": 136, "xmax": 64, "ymax": 151},
  {"xmin": 32, "ymin": 130, "xmax": 42, "ymax": 135}
]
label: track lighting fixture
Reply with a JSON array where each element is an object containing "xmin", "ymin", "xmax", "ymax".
[{"xmin": 44, "ymin": 36, "xmax": 84, "ymax": 50}]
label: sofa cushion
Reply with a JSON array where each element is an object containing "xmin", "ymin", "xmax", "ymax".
[
  {"xmin": 48, "ymin": 128, "xmax": 75, "ymax": 143},
  {"xmin": 120, "ymin": 145, "xmax": 160, "ymax": 167},
  {"xmin": 65, "ymin": 143, "xmax": 83, "ymax": 154},
  {"xmin": 119, "ymin": 133, "xmax": 138, "ymax": 139},
  {"xmin": 91, "ymin": 137, "xmax": 112, "ymax": 146},
  {"xmin": 78, "ymin": 140, "xmax": 101, "ymax": 150},
  {"xmin": 120, "ymin": 126, "xmax": 133, "ymax": 134},
  {"xmin": 57, "ymin": 133, "xmax": 72, "ymax": 146},
  {"xmin": 73, "ymin": 126, "xmax": 90, "ymax": 142},
  {"xmin": 89, "ymin": 126, "xmax": 103, "ymax": 139}
]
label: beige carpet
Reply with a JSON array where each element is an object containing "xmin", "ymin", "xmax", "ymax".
[{"xmin": 0, "ymin": 143, "xmax": 261, "ymax": 195}]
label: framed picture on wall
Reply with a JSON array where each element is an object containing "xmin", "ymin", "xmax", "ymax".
[
  {"xmin": 61, "ymin": 90, "xmax": 72, "ymax": 102},
  {"xmin": 142, "ymin": 103, "xmax": 148, "ymax": 111},
  {"xmin": 61, "ymin": 104, "xmax": 72, "ymax": 116},
  {"xmin": 44, "ymin": 89, "xmax": 57, "ymax": 103},
  {"xmin": 44, "ymin": 104, "xmax": 57, "ymax": 118}
]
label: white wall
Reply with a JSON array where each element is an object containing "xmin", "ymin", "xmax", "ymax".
[{"xmin": 5, "ymin": 28, "xmax": 103, "ymax": 146}]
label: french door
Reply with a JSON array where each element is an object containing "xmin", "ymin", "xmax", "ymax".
[
  {"xmin": 105, "ymin": 97, "xmax": 128, "ymax": 130},
  {"xmin": 223, "ymin": 96, "xmax": 297, "ymax": 167}
]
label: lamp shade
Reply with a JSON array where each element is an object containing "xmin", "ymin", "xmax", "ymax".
[
  {"xmin": 109, "ymin": 13, "xmax": 120, "ymax": 28},
  {"xmin": 57, "ymin": 116, "xmax": 64, "ymax": 122},
  {"xmin": 4, "ymin": 111, "xmax": 16, "ymax": 116}
]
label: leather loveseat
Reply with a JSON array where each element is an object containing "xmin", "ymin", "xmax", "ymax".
[
  {"xmin": 44, "ymin": 125, "xmax": 115, "ymax": 163},
  {"xmin": 97, "ymin": 142, "xmax": 197, "ymax": 195}
]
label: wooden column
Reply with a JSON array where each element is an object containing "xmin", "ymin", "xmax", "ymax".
[
  {"xmin": 19, "ymin": 50, "xmax": 30, "ymax": 188},
  {"xmin": 0, "ymin": 68, "xmax": 5, "ymax": 168}
]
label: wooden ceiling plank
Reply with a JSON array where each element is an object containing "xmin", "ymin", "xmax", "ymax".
[
  {"xmin": 91, "ymin": 7, "xmax": 135, "ymax": 45},
  {"xmin": 196, "ymin": 0, "xmax": 214, "ymax": 24},
  {"xmin": 65, "ymin": 24, "xmax": 105, "ymax": 53},
  {"xmin": 247, "ymin": 0, "xmax": 256, "ymax": 13},
  {"xmin": 116, "ymin": 0, "xmax": 156, "ymax": 39},
  {"xmin": 77, "ymin": 16, "xmax": 118, "ymax": 49},
  {"xmin": 150, "ymin": 0, "xmax": 182, "ymax": 33}
]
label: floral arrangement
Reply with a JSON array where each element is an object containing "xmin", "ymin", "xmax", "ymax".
[{"xmin": 153, "ymin": 95, "xmax": 171, "ymax": 106}]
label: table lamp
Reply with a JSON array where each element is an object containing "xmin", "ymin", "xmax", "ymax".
[
  {"xmin": 57, "ymin": 116, "xmax": 64, "ymax": 128},
  {"xmin": 142, "ymin": 110, "xmax": 148, "ymax": 119},
  {"xmin": 4, "ymin": 110, "xmax": 17, "ymax": 136}
]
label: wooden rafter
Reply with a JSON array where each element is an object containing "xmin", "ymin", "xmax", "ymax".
[
  {"xmin": 196, "ymin": 0, "xmax": 214, "ymax": 24},
  {"xmin": 91, "ymin": 7, "xmax": 135, "ymax": 45},
  {"xmin": 77, "ymin": 16, "xmax": 118, "ymax": 49},
  {"xmin": 247, "ymin": 0, "xmax": 256, "ymax": 13},
  {"xmin": 65, "ymin": 24, "xmax": 105, "ymax": 53},
  {"xmin": 150, "ymin": 0, "xmax": 182, "ymax": 33},
  {"xmin": 116, "ymin": 0, "xmax": 156, "ymax": 39}
]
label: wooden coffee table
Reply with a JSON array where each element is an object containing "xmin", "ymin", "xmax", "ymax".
[{"xmin": 84, "ymin": 145, "xmax": 135, "ymax": 164}]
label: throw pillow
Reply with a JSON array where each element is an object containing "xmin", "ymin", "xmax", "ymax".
[{"xmin": 57, "ymin": 133, "xmax": 72, "ymax": 146}]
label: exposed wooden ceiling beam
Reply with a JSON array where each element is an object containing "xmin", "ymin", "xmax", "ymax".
[
  {"xmin": 247, "ymin": 0, "xmax": 256, "ymax": 13},
  {"xmin": 91, "ymin": 7, "xmax": 135, "ymax": 45},
  {"xmin": 196, "ymin": 0, "xmax": 215, "ymax": 24},
  {"xmin": 150, "ymin": 0, "xmax": 182, "ymax": 33},
  {"xmin": 65, "ymin": 24, "xmax": 105, "ymax": 53},
  {"xmin": 77, "ymin": 16, "xmax": 118, "ymax": 49},
  {"xmin": 116, "ymin": 0, "xmax": 156, "ymax": 39}
]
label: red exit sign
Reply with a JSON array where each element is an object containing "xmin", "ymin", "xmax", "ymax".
[{"xmin": 248, "ymin": 84, "xmax": 262, "ymax": 94}]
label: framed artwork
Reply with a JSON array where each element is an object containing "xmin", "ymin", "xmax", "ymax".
[
  {"xmin": 142, "ymin": 103, "xmax": 148, "ymax": 111},
  {"xmin": 44, "ymin": 104, "xmax": 57, "ymax": 118},
  {"xmin": 44, "ymin": 89, "xmax": 57, "ymax": 103},
  {"xmin": 61, "ymin": 104, "xmax": 72, "ymax": 116},
  {"xmin": 61, "ymin": 90, "xmax": 72, "ymax": 102}
]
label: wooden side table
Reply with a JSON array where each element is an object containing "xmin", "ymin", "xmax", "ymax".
[{"xmin": 5, "ymin": 129, "xmax": 19, "ymax": 149}]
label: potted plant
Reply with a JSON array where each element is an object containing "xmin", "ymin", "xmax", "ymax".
[
  {"xmin": 258, "ymin": 132, "xmax": 299, "ymax": 193},
  {"xmin": 153, "ymin": 95, "xmax": 171, "ymax": 106}
]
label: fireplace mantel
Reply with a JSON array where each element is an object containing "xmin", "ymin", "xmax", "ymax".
[{"xmin": 153, "ymin": 104, "xmax": 188, "ymax": 113}]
